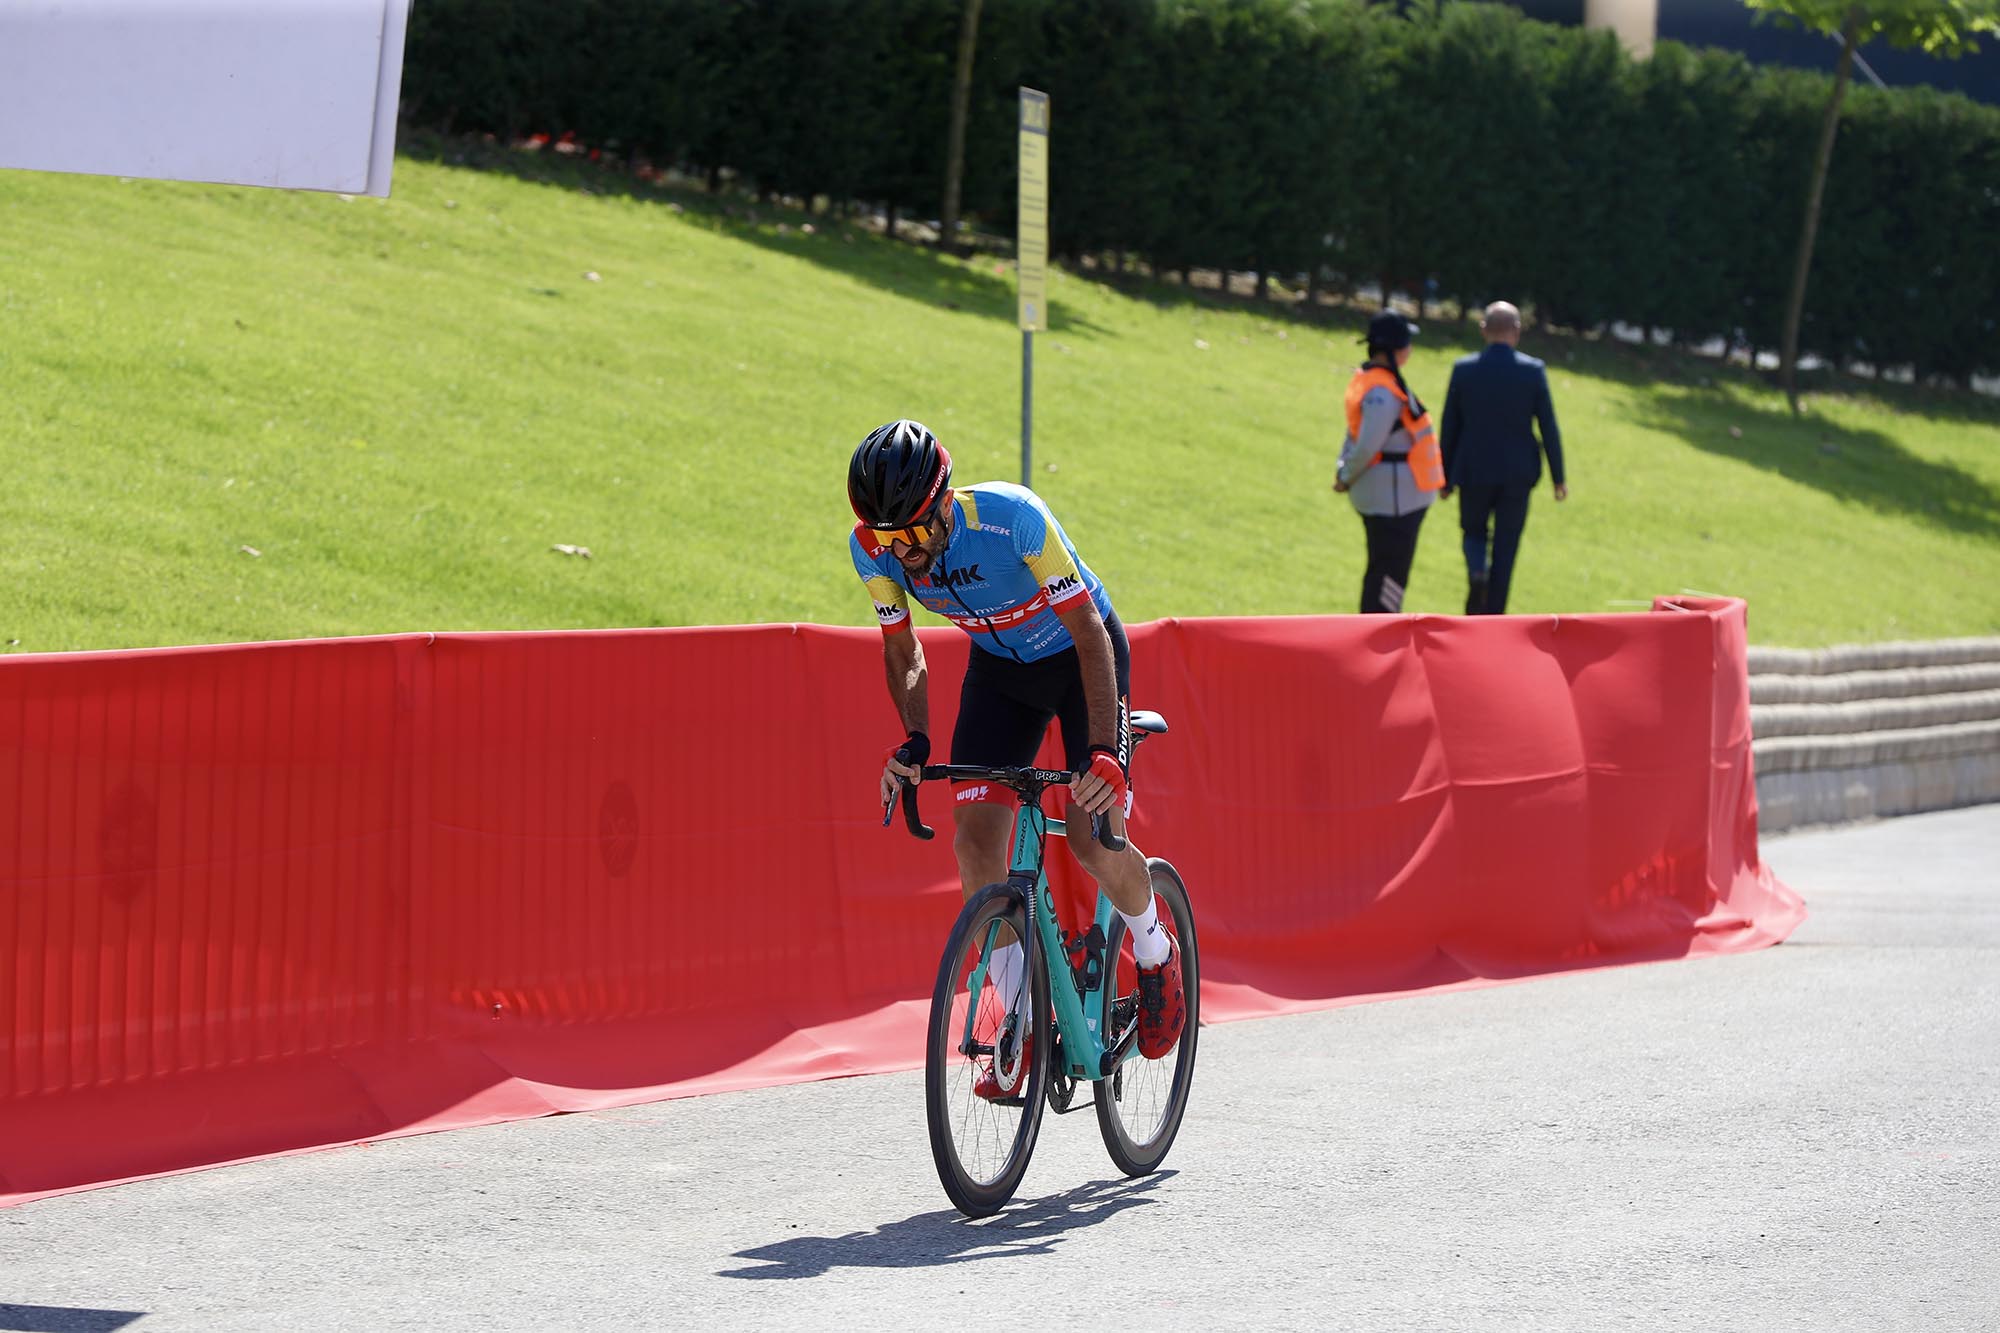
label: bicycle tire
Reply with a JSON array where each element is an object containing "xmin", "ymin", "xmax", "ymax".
[
  {"xmin": 1094, "ymin": 858, "xmax": 1200, "ymax": 1176},
  {"xmin": 925, "ymin": 881, "xmax": 1052, "ymax": 1217}
]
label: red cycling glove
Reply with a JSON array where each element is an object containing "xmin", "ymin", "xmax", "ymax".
[{"xmin": 1082, "ymin": 747, "xmax": 1127, "ymax": 810}]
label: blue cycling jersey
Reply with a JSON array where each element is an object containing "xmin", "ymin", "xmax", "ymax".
[{"xmin": 849, "ymin": 482, "xmax": 1115, "ymax": 663}]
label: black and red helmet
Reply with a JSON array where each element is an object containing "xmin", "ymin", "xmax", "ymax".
[{"xmin": 848, "ymin": 419, "xmax": 953, "ymax": 528}]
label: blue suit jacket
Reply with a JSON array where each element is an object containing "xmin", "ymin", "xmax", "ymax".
[{"xmin": 1440, "ymin": 344, "xmax": 1564, "ymax": 489}]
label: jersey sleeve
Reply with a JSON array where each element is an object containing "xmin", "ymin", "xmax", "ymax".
[
  {"xmin": 849, "ymin": 527, "xmax": 910, "ymax": 633},
  {"xmin": 1010, "ymin": 493, "xmax": 1089, "ymax": 609}
]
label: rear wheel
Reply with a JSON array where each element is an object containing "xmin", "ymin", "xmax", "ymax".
[
  {"xmin": 925, "ymin": 882, "xmax": 1051, "ymax": 1217},
  {"xmin": 1095, "ymin": 858, "xmax": 1199, "ymax": 1176}
]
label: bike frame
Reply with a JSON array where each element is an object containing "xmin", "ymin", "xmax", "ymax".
[{"xmin": 963, "ymin": 797, "xmax": 1138, "ymax": 1083}]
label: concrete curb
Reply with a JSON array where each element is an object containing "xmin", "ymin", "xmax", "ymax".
[
  {"xmin": 1753, "ymin": 638, "xmax": 2000, "ymax": 833},
  {"xmin": 1747, "ymin": 637, "xmax": 2000, "ymax": 674}
]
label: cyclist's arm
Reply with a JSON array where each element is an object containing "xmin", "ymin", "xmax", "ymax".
[
  {"xmin": 1011, "ymin": 495, "xmax": 1117, "ymax": 753},
  {"xmin": 851, "ymin": 530, "xmax": 930, "ymax": 759},
  {"xmin": 1054, "ymin": 598, "xmax": 1119, "ymax": 754},
  {"xmin": 882, "ymin": 622, "xmax": 930, "ymax": 738}
]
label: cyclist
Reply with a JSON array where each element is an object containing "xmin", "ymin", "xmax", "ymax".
[{"xmin": 848, "ymin": 420, "xmax": 1185, "ymax": 1096}]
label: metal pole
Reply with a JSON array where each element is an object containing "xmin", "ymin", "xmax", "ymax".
[{"xmin": 1021, "ymin": 330, "xmax": 1033, "ymax": 486}]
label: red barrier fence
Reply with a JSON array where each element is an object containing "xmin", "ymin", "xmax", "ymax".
[{"xmin": 0, "ymin": 599, "xmax": 1801, "ymax": 1205}]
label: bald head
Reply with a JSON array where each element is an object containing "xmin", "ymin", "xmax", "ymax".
[{"xmin": 1482, "ymin": 302, "xmax": 1521, "ymax": 346}]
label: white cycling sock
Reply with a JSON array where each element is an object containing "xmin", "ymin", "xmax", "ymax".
[
  {"xmin": 984, "ymin": 942, "xmax": 1027, "ymax": 1026},
  {"xmin": 1121, "ymin": 895, "xmax": 1171, "ymax": 968}
]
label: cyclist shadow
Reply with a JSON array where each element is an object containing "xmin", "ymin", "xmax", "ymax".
[{"xmin": 716, "ymin": 1172, "xmax": 1173, "ymax": 1279}]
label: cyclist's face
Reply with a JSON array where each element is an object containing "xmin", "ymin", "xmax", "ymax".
[{"xmin": 889, "ymin": 496, "xmax": 950, "ymax": 575}]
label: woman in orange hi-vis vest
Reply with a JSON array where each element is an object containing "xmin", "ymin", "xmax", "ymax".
[{"xmin": 1333, "ymin": 310, "xmax": 1444, "ymax": 613}]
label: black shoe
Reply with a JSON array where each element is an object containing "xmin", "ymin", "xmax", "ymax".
[{"xmin": 1466, "ymin": 575, "xmax": 1489, "ymax": 615}]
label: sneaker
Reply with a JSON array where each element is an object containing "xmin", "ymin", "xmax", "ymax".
[
  {"xmin": 1135, "ymin": 939, "xmax": 1185, "ymax": 1060},
  {"xmin": 974, "ymin": 1025, "xmax": 1033, "ymax": 1101}
]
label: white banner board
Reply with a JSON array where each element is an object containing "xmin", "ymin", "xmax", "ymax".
[{"xmin": 0, "ymin": 0, "xmax": 411, "ymax": 196}]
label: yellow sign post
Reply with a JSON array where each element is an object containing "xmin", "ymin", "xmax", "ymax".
[{"xmin": 1017, "ymin": 88, "xmax": 1049, "ymax": 484}]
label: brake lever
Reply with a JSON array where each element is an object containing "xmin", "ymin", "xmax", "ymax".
[{"xmin": 900, "ymin": 776, "xmax": 935, "ymax": 840}]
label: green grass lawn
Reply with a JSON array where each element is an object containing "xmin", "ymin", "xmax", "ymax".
[{"xmin": 4, "ymin": 138, "xmax": 1997, "ymax": 652}]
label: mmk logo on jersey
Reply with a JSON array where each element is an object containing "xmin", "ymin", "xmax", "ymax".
[{"xmin": 926, "ymin": 564, "xmax": 984, "ymax": 590}]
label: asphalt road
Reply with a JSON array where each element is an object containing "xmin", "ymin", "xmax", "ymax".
[{"xmin": 4, "ymin": 806, "xmax": 1995, "ymax": 1332}]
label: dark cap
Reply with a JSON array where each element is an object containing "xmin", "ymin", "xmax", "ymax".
[{"xmin": 1363, "ymin": 310, "xmax": 1419, "ymax": 349}]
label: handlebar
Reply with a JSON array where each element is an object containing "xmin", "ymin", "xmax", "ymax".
[{"xmin": 891, "ymin": 762, "xmax": 1126, "ymax": 852}]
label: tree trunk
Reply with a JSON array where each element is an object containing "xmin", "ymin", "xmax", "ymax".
[
  {"xmin": 938, "ymin": 0, "xmax": 985, "ymax": 254},
  {"xmin": 1781, "ymin": 7, "xmax": 1862, "ymax": 415}
]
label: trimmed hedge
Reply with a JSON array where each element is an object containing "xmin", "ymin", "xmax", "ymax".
[{"xmin": 402, "ymin": 0, "xmax": 2000, "ymax": 381}]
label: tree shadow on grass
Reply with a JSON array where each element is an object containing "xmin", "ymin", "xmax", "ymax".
[
  {"xmin": 1633, "ymin": 383, "xmax": 2000, "ymax": 542},
  {"xmin": 401, "ymin": 134, "xmax": 2000, "ymax": 424},
  {"xmin": 715, "ymin": 1172, "xmax": 1169, "ymax": 1279},
  {"xmin": 399, "ymin": 132, "xmax": 1110, "ymax": 339}
]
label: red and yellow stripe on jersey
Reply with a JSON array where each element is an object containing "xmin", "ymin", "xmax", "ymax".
[{"xmin": 848, "ymin": 481, "xmax": 1113, "ymax": 662}]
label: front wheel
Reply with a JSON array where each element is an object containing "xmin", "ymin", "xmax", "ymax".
[
  {"xmin": 1095, "ymin": 858, "xmax": 1199, "ymax": 1176},
  {"xmin": 925, "ymin": 882, "xmax": 1051, "ymax": 1218}
]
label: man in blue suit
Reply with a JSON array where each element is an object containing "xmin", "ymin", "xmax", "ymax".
[{"xmin": 1439, "ymin": 302, "xmax": 1568, "ymax": 615}]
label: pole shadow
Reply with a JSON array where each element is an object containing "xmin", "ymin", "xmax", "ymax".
[{"xmin": 715, "ymin": 1172, "xmax": 1173, "ymax": 1279}]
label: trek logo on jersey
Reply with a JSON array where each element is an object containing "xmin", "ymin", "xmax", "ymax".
[
  {"xmin": 923, "ymin": 564, "xmax": 984, "ymax": 590},
  {"xmin": 937, "ymin": 592, "xmax": 1048, "ymax": 633}
]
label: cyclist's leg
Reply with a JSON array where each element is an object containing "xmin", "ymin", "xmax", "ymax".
[
  {"xmin": 1056, "ymin": 616, "xmax": 1181, "ymax": 1049},
  {"xmin": 951, "ymin": 651, "xmax": 1061, "ymax": 1093},
  {"xmin": 949, "ymin": 649, "xmax": 1059, "ymax": 900},
  {"xmin": 1055, "ymin": 612, "xmax": 1151, "ymax": 917}
]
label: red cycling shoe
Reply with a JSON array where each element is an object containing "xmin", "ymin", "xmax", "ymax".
[
  {"xmin": 1135, "ymin": 939, "xmax": 1185, "ymax": 1060},
  {"xmin": 974, "ymin": 1027, "xmax": 1033, "ymax": 1101}
]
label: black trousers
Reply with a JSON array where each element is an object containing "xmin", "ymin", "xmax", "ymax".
[
  {"xmin": 1457, "ymin": 482, "xmax": 1532, "ymax": 614},
  {"xmin": 1359, "ymin": 509, "xmax": 1426, "ymax": 613}
]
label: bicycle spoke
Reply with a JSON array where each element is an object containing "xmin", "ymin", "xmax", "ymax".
[{"xmin": 1094, "ymin": 861, "xmax": 1198, "ymax": 1177}]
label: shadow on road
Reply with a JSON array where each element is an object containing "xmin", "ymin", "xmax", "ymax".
[
  {"xmin": 716, "ymin": 1173, "xmax": 1172, "ymax": 1279},
  {"xmin": 0, "ymin": 1306, "xmax": 147, "ymax": 1333}
]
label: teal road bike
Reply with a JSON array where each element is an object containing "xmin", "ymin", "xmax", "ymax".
[{"xmin": 893, "ymin": 710, "xmax": 1199, "ymax": 1218}]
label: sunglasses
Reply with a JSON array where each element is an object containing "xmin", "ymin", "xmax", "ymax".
[{"xmin": 870, "ymin": 505, "xmax": 944, "ymax": 549}]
